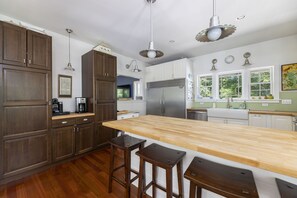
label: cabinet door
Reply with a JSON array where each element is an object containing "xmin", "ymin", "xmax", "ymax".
[
  {"xmin": 104, "ymin": 54, "xmax": 117, "ymax": 79},
  {"xmin": 145, "ymin": 66, "xmax": 155, "ymax": 83},
  {"xmin": 1, "ymin": 22, "xmax": 26, "ymax": 66},
  {"xmin": 27, "ymin": 30, "xmax": 52, "ymax": 70},
  {"xmin": 249, "ymin": 114, "xmax": 268, "ymax": 128},
  {"xmin": 173, "ymin": 60, "xmax": 186, "ymax": 79},
  {"xmin": 95, "ymin": 80, "xmax": 116, "ymax": 102},
  {"xmin": 52, "ymin": 126, "xmax": 75, "ymax": 162},
  {"xmin": 271, "ymin": 115, "xmax": 293, "ymax": 131},
  {"xmin": 96, "ymin": 103, "xmax": 116, "ymax": 122},
  {"xmin": 94, "ymin": 51, "xmax": 105, "ymax": 78},
  {"xmin": 162, "ymin": 63, "xmax": 173, "ymax": 81},
  {"xmin": 95, "ymin": 123, "xmax": 116, "ymax": 147},
  {"xmin": 76, "ymin": 123, "xmax": 94, "ymax": 155},
  {"xmin": 208, "ymin": 117, "xmax": 226, "ymax": 124},
  {"xmin": 227, "ymin": 119, "xmax": 248, "ymax": 126},
  {"xmin": 3, "ymin": 134, "xmax": 50, "ymax": 177}
]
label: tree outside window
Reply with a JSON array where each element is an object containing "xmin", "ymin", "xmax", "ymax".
[
  {"xmin": 250, "ymin": 69, "xmax": 271, "ymax": 98},
  {"xmin": 199, "ymin": 76, "xmax": 212, "ymax": 98},
  {"xmin": 219, "ymin": 72, "xmax": 242, "ymax": 99}
]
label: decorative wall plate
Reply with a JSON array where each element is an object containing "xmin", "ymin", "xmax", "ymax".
[{"xmin": 225, "ymin": 55, "xmax": 234, "ymax": 64}]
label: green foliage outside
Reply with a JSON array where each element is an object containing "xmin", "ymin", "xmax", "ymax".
[
  {"xmin": 200, "ymin": 76, "xmax": 212, "ymax": 97},
  {"xmin": 219, "ymin": 73, "xmax": 242, "ymax": 99},
  {"xmin": 250, "ymin": 71, "xmax": 271, "ymax": 97}
]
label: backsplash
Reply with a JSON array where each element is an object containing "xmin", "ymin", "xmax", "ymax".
[{"xmin": 193, "ymin": 92, "xmax": 297, "ymax": 112}]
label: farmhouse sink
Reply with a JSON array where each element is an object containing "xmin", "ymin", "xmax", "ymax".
[{"xmin": 207, "ymin": 108, "xmax": 249, "ymax": 120}]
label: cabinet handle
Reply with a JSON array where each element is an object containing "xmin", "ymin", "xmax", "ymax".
[
  {"xmin": 83, "ymin": 118, "xmax": 88, "ymax": 121},
  {"xmin": 23, "ymin": 59, "xmax": 26, "ymax": 64},
  {"xmin": 28, "ymin": 60, "xmax": 32, "ymax": 64},
  {"xmin": 107, "ymin": 73, "xmax": 109, "ymax": 76},
  {"xmin": 61, "ymin": 121, "xmax": 68, "ymax": 124}
]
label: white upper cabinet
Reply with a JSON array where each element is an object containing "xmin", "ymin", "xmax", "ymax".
[{"xmin": 145, "ymin": 58, "xmax": 192, "ymax": 83}]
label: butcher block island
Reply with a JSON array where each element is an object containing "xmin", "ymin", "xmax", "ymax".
[{"xmin": 103, "ymin": 115, "xmax": 297, "ymax": 197}]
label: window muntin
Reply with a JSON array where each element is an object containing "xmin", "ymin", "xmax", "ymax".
[
  {"xmin": 199, "ymin": 75, "xmax": 212, "ymax": 98},
  {"xmin": 250, "ymin": 69, "xmax": 272, "ymax": 98},
  {"xmin": 218, "ymin": 72, "xmax": 242, "ymax": 99}
]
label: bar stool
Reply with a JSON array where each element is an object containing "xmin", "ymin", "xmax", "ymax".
[
  {"xmin": 184, "ymin": 157, "xmax": 259, "ymax": 198},
  {"xmin": 276, "ymin": 178, "xmax": 297, "ymax": 198},
  {"xmin": 136, "ymin": 143, "xmax": 186, "ymax": 198},
  {"xmin": 108, "ymin": 135, "xmax": 146, "ymax": 198}
]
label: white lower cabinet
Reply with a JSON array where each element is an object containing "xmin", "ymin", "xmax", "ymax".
[
  {"xmin": 117, "ymin": 112, "xmax": 139, "ymax": 120},
  {"xmin": 208, "ymin": 117, "xmax": 248, "ymax": 126},
  {"xmin": 249, "ymin": 114, "xmax": 293, "ymax": 131}
]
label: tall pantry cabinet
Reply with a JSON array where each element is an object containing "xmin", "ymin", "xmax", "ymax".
[
  {"xmin": 0, "ymin": 21, "xmax": 52, "ymax": 183},
  {"xmin": 82, "ymin": 50, "xmax": 117, "ymax": 147}
]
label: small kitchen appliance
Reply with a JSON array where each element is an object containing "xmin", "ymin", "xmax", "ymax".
[
  {"xmin": 75, "ymin": 97, "xmax": 87, "ymax": 113},
  {"xmin": 52, "ymin": 98, "xmax": 70, "ymax": 116}
]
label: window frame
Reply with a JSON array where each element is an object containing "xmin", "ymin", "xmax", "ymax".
[
  {"xmin": 215, "ymin": 70, "xmax": 245, "ymax": 100},
  {"xmin": 197, "ymin": 74, "xmax": 214, "ymax": 99},
  {"xmin": 248, "ymin": 66, "xmax": 274, "ymax": 100}
]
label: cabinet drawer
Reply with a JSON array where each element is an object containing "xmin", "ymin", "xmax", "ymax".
[
  {"xmin": 52, "ymin": 118, "xmax": 76, "ymax": 128},
  {"xmin": 75, "ymin": 116, "xmax": 94, "ymax": 125}
]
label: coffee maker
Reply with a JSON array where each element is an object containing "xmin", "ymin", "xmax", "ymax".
[
  {"xmin": 52, "ymin": 98, "xmax": 70, "ymax": 116},
  {"xmin": 75, "ymin": 97, "xmax": 87, "ymax": 113}
]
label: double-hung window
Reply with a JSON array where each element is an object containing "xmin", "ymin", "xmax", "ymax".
[
  {"xmin": 199, "ymin": 75, "xmax": 213, "ymax": 98},
  {"xmin": 249, "ymin": 68, "xmax": 273, "ymax": 98},
  {"xmin": 218, "ymin": 72, "xmax": 243, "ymax": 99}
]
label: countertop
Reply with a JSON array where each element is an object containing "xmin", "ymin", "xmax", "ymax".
[
  {"xmin": 103, "ymin": 115, "xmax": 297, "ymax": 178},
  {"xmin": 52, "ymin": 113, "xmax": 95, "ymax": 120},
  {"xmin": 249, "ymin": 110, "xmax": 297, "ymax": 116}
]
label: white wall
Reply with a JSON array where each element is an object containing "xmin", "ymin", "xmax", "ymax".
[
  {"xmin": 0, "ymin": 13, "xmax": 148, "ymax": 114},
  {"xmin": 191, "ymin": 34, "xmax": 297, "ymax": 100}
]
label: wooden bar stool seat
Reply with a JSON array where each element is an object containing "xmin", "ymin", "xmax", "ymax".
[
  {"xmin": 184, "ymin": 157, "xmax": 259, "ymax": 198},
  {"xmin": 136, "ymin": 143, "xmax": 186, "ymax": 198},
  {"xmin": 108, "ymin": 135, "xmax": 146, "ymax": 198},
  {"xmin": 276, "ymin": 178, "xmax": 297, "ymax": 198}
]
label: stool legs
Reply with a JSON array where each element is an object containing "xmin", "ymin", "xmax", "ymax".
[
  {"xmin": 124, "ymin": 150, "xmax": 131, "ymax": 198},
  {"xmin": 152, "ymin": 165, "xmax": 157, "ymax": 198},
  {"xmin": 108, "ymin": 145, "xmax": 115, "ymax": 193},
  {"xmin": 166, "ymin": 168, "xmax": 173, "ymax": 198},
  {"xmin": 177, "ymin": 161, "xmax": 184, "ymax": 198},
  {"xmin": 189, "ymin": 182, "xmax": 202, "ymax": 198},
  {"xmin": 138, "ymin": 158, "xmax": 145, "ymax": 198}
]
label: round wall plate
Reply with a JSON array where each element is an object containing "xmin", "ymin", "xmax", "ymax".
[{"xmin": 225, "ymin": 55, "xmax": 234, "ymax": 64}]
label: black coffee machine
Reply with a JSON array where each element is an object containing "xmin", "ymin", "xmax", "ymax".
[
  {"xmin": 52, "ymin": 98, "xmax": 70, "ymax": 116},
  {"xmin": 75, "ymin": 97, "xmax": 87, "ymax": 113}
]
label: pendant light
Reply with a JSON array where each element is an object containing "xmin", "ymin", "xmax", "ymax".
[
  {"xmin": 126, "ymin": 60, "xmax": 142, "ymax": 73},
  {"xmin": 64, "ymin": 28, "xmax": 75, "ymax": 71},
  {"xmin": 196, "ymin": 0, "xmax": 236, "ymax": 42},
  {"xmin": 139, "ymin": 0, "xmax": 164, "ymax": 59}
]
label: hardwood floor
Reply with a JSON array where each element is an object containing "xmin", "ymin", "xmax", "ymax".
[{"xmin": 0, "ymin": 147, "xmax": 144, "ymax": 198}]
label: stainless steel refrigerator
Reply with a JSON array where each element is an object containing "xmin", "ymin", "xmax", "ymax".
[{"xmin": 146, "ymin": 79, "xmax": 186, "ymax": 118}]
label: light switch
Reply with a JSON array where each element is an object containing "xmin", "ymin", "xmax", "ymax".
[{"xmin": 282, "ymin": 99, "xmax": 292, "ymax": 105}]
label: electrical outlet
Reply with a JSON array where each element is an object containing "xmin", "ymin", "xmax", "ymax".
[
  {"xmin": 200, "ymin": 102, "xmax": 204, "ymax": 105},
  {"xmin": 282, "ymin": 99, "xmax": 292, "ymax": 105},
  {"xmin": 262, "ymin": 103, "xmax": 269, "ymax": 107}
]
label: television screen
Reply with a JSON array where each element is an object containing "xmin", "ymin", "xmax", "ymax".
[{"xmin": 117, "ymin": 85, "xmax": 131, "ymax": 99}]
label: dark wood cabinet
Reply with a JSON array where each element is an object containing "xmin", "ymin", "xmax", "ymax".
[
  {"xmin": 1, "ymin": 22, "xmax": 26, "ymax": 66},
  {"xmin": 76, "ymin": 122, "xmax": 94, "ymax": 154},
  {"xmin": 52, "ymin": 126, "xmax": 75, "ymax": 162},
  {"xmin": 27, "ymin": 30, "xmax": 52, "ymax": 70},
  {"xmin": 0, "ymin": 21, "xmax": 52, "ymax": 70},
  {"xmin": 82, "ymin": 50, "xmax": 117, "ymax": 147},
  {"xmin": 52, "ymin": 116, "xmax": 95, "ymax": 162},
  {"xmin": 0, "ymin": 20, "xmax": 52, "ymax": 184}
]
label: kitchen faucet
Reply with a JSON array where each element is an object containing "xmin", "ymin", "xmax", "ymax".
[{"xmin": 226, "ymin": 97, "xmax": 233, "ymax": 109}]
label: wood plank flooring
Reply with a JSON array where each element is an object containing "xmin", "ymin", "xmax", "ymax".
[{"xmin": 0, "ymin": 147, "xmax": 145, "ymax": 198}]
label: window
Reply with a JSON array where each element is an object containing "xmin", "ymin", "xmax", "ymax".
[
  {"xmin": 250, "ymin": 68, "xmax": 272, "ymax": 98},
  {"xmin": 218, "ymin": 72, "xmax": 242, "ymax": 99},
  {"xmin": 199, "ymin": 75, "xmax": 213, "ymax": 98}
]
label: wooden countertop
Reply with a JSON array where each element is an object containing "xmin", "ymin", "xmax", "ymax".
[
  {"xmin": 103, "ymin": 115, "xmax": 297, "ymax": 178},
  {"xmin": 52, "ymin": 113, "xmax": 95, "ymax": 120},
  {"xmin": 249, "ymin": 110, "xmax": 297, "ymax": 116}
]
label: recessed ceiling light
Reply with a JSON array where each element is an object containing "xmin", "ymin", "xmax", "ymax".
[
  {"xmin": 169, "ymin": 40, "xmax": 175, "ymax": 43},
  {"xmin": 236, "ymin": 15, "xmax": 246, "ymax": 21}
]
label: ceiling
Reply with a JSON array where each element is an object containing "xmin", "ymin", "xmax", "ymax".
[{"xmin": 1, "ymin": 0, "xmax": 297, "ymax": 65}]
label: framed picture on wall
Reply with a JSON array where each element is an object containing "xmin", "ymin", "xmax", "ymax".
[
  {"xmin": 58, "ymin": 75, "xmax": 72, "ymax": 97},
  {"xmin": 281, "ymin": 63, "xmax": 297, "ymax": 91}
]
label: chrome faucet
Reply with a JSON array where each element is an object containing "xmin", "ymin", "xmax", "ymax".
[
  {"xmin": 226, "ymin": 97, "xmax": 233, "ymax": 109},
  {"xmin": 240, "ymin": 100, "xmax": 247, "ymax": 109}
]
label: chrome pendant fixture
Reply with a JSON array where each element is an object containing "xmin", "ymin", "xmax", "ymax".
[
  {"xmin": 196, "ymin": 0, "xmax": 236, "ymax": 42},
  {"xmin": 139, "ymin": 0, "xmax": 164, "ymax": 59},
  {"xmin": 64, "ymin": 28, "xmax": 75, "ymax": 71},
  {"xmin": 126, "ymin": 60, "xmax": 142, "ymax": 73}
]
